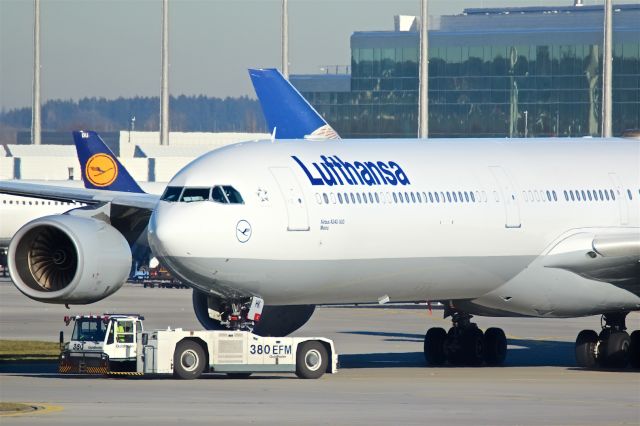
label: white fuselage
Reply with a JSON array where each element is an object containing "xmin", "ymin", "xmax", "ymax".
[{"xmin": 147, "ymin": 138, "xmax": 640, "ymax": 317}]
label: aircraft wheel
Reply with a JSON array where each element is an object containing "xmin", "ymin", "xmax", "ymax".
[
  {"xmin": 173, "ymin": 340, "xmax": 206, "ymax": 380},
  {"xmin": 296, "ymin": 341, "xmax": 328, "ymax": 379},
  {"xmin": 629, "ymin": 330, "xmax": 640, "ymax": 369},
  {"xmin": 599, "ymin": 330, "xmax": 630, "ymax": 369},
  {"xmin": 462, "ymin": 327, "xmax": 484, "ymax": 366},
  {"xmin": 424, "ymin": 327, "xmax": 447, "ymax": 366},
  {"xmin": 575, "ymin": 330, "xmax": 598, "ymax": 369},
  {"xmin": 484, "ymin": 327, "xmax": 507, "ymax": 366}
]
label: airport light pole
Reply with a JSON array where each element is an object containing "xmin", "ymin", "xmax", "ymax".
[
  {"xmin": 31, "ymin": 0, "xmax": 41, "ymax": 145},
  {"xmin": 282, "ymin": 0, "xmax": 289, "ymax": 78},
  {"xmin": 601, "ymin": 0, "xmax": 613, "ymax": 138},
  {"xmin": 160, "ymin": 0, "xmax": 170, "ymax": 145},
  {"xmin": 418, "ymin": 0, "xmax": 428, "ymax": 139}
]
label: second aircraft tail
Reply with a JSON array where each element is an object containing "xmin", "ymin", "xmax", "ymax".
[
  {"xmin": 73, "ymin": 130, "xmax": 145, "ymax": 193},
  {"xmin": 249, "ymin": 68, "xmax": 340, "ymax": 140}
]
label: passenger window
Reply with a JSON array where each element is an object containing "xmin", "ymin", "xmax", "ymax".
[
  {"xmin": 374, "ymin": 193, "xmax": 380, "ymax": 203},
  {"xmin": 546, "ymin": 190, "xmax": 551, "ymax": 201},
  {"xmin": 362, "ymin": 193, "xmax": 367, "ymax": 204},
  {"xmin": 464, "ymin": 192, "xmax": 469, "ymax": 202},
  {"xmin": 552, "ymin": 191, "xmax": 557, "ymax": 201},
  {"xmin": 627, "ymin": 189, "xmax": 633, "ymax": 200},
  {"xmin": 604, "ymin": 190, "xmax": 610, "ymax": 201},
  {"xmin": 417, "ymin": 192, "xmax": 422, "ymax": 203},
  {"xmin": 223, "ymin": 186, "xmax": 244, "ymax": 204},
  {"xmin": 315, "ymin": 193, "xmax": 322, "ymax": 204},
  {"xmin": 350, "ymin": 193, "xmax": 356, "ymax": 204},
  {"xmin": 161, "ymin": 186, "xmax": 183, "ymax": 202},
  {"xmin": 212, "ymin": 186, "xmax": 227, "ymax": 203},
  {"xmin": 356, "ymin": 193, "xmax": 362, "ymax": 204},
  {"xmin": 580, "ymin": 190, "xmax": 586, "ymax": 201},
  {"xmin": 180, "ymin": 187, "xmax": 210, "ymax": 203},
  {"xmin": 410, "ymin": 192, "xmax": 416, "ymax": 203},
  {"xmin": 323, "ymin": 193, "xmax": 329, "ymax": 204},
  {"xmin": 587, "ymin": 191, "xmax": 592, "ymax": 201},
  {"xmin": 570, "ymin": 191, "xmax": 575, "ymax": 201},
  {"xmin": 599, "ymin": 189, "xmax": 604, "ymax": 200},
  {"xmin": 452, "ymin": 192, "xmax": 458, "ymax": 202},
  {"xmin": 429, "ymin": 192, "xmax": 434, "ymax": 203},
  {"xmin": 369, "ymin": 193, "xmax": 374, "ymax": 203},
  {"xmin": 470, "ymin": 192, "xmax": 475, "ymax": 202},
  {"xmin": 344, "ymin": 193, "xmax": 350, "ymax": 204},
  {"xmin": 458, "ymin": 191, "xmax": 463, "ymax": 202},
  {"xmin": 434, "ymin": 192, "xmax": 440, "ymax": 203},
  {"xmin": 610, "ymin": 189, "xmax": 615, "ymax": 200},
  {"xmin": 338, "ymin": 193, "xmax": 343, "ymax": 204},
  {"xmin": 446, "ymin": 192, "xmax": 452, "ymax": 203},
  {"xmin": 393, "ymin": 192, "xmax": 398, "ymax": 203},
  {"xmin": 564, "ymin": 190, "xmax": 568, "ymax": 201}
]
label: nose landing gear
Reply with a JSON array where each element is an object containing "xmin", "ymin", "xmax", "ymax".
[
  {"xmin": 575, "ymin": 312, "xmax": 638, "ymax": 369},
  {"xmin": 424, "ymin": 310, "xmax": 507, "ymax": 367}
]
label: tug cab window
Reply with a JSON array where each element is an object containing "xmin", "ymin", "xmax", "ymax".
[
  {"xmin": 161, "ymin": 186, "xmax": 183, "ymax": 202},
  {"xmin": 71, "ymin": 318, "xmax": 107, "ymax": 342},
  {"xmin": 180, "ymin": 187, "xmax": 211, "ymax": 203}
]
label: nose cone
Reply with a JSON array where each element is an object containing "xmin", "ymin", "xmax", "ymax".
[{"xmin": 148, "ymin": 202, "xmax": 184, "ymax": 259}]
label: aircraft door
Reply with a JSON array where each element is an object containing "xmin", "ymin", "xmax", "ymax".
[
  {"xmin": 270, "ymin": 167, "xmax": 311, "ymax": 231},
  {"xmin": 489, "ymin": 166, "xmax": 521, "ymax": 228},
  {"xmin": 608, "ymin": 172, "xmax": 629, "ymax": 225}
]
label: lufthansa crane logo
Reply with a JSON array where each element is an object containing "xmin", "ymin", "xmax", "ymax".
[
  {"xmin": 85, "ymin": 153, "xmax": 118, "ymax": 187},
  {"xmin": 236, "ymin": 220, "xmax": 252, "ymax": 243}
]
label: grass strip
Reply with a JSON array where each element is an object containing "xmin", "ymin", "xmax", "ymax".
[{"xmin": 0, "ymin": 340, "xmax": 59, "ymax": 361}]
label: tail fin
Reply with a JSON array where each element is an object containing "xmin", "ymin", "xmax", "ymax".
[
  {"xmin": 73, "ymin": 130, "xmax": 145, "ymax": 193},
  {"xmin": 248, "ymin": 68, "xmax": 340, "ymax": 140}
]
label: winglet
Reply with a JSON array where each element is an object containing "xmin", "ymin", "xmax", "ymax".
[
  {"xmin": 73, "ymin": 130, "xmax": 145, "ymax": 193},
  {"xmin": 248, "ymin": 68, "xmax": 340, "ymax": 140}
]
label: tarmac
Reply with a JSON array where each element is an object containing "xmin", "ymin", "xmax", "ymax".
[{"xmin": 0, "ymin": 279, "xmax": 638, "ymax": 425}]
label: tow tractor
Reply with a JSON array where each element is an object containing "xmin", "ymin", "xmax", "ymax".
[{"xmin": 58, "ymin": 305, "xmax": 337, "ymax": 379}]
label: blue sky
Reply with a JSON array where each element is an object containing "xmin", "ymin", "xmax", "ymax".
[{"xmin": 0, "ymin": 0, "xmax": 605, "ymax": 110}]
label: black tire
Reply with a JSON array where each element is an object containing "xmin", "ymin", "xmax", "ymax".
[
  {"xmin": 173, "ymin": 340, "xmax": 206, "ymax": 380},
  {"xmin": 445, "ymin": 327, "xmax": 463, "ymax": 366},
  {"xmin": 484, "ymin": 327, "xmax": 507, "ymax": 366},
  {"xmin": 226, "ymin": 373, "xmax": 252, "ymax": 379},
  {"xmin": 296, "ymin": 341, "xmax": 328, "ymax": 379},
  {"xmin": 461, "ymin": 327, "xmax": 484, "ymax": 366},
  {"xmin": 424, "ymin": 327, "xmax": 447, "ymax": 366},
  {"xmin": 575, "ymin": 329, "xmax": 598, "ymax": 369},
  {"xmin": 629, "ymin": 330, "xmax": 640, "ymax": 369},
  {"xmin": 600, "ymin": 330, "xmax": 630, "ymax": 369}
]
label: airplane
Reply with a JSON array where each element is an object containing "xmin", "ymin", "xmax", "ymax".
[{"xmin": 1, "ymin": 125, "xmax": 639, "ymax": 370}]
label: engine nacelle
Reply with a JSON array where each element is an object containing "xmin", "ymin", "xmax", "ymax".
[
  {"xmin": 8, "ymin": 215, "xmax": 131, "ymax": 304},
  {"xmin": 192, "ymin": 290, "xmax": 315, "ymax": 337}
]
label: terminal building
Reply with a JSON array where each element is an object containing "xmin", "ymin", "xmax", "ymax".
[{"xmin": 291, "ymin": 3, "xmax": 640, "ymax": 138}]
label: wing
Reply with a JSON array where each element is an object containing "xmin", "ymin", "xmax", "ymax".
[
  {"xmin": 0, "ymin": 180, "xmax": 159, "ymax": 210},
  {"xmin": 544, "ymin": 229, "xmax": 640, "ymax": 297}
]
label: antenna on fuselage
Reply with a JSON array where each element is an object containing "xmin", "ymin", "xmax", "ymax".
[{"xmin": 270, "ymin": 127, "xmax": 277, "ymax": 143}]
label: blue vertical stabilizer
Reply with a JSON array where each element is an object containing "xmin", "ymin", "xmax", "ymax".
[
  {"xmin": 249, "ymin": 68, "xmax": 339, "ymax": 140},
  {"xmin": 73, "ymin": 130, "xmax": 145, "ymax": 193}
]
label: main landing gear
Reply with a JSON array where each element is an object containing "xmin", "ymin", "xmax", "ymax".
[
  {"xmin": 424, "ymin": 311, "xmax": 507, "ymax": 367},
  {"xmin": 575, "ymin": 312, "xmax": 640, "ymax": 369}
]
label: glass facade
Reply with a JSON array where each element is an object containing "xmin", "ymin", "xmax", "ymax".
[{"xmin": 295, "ymin": 5, "xmax": 640, "ymax": 138}]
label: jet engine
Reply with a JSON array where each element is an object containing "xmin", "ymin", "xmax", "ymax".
[
  {"xmin": 8, "ymin": 215, "xmax": 131, "ymax": 304},
  {"xmin": 192, "ymin": 290, "xmax": 315, "ymax": 337}
]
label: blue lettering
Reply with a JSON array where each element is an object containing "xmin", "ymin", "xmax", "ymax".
[
  {"xmin": 292, "ymin": 155, "xmax": 410, "ymax": 187},
  {"xmin": 291, "ymin": 156, "xmax": 323, "ymax": 185}
]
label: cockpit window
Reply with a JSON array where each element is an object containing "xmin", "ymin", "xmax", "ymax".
[
  {"xmin": 180, "ymin": 187, "xmax": 211, "ymax": 203},
  {"xmin": 223, "ymin": 186, "xmax": 244, "ymax": 204},
  {"xmin": 211, "ymin": 186, "xmax": 227, "ymax": 203},
  {"xmin": 161, "ymin": 186, "xmax": 183, "ymax": 202},
  {"xmin": 210, "ymin": 185, "xmax": 244, "ymax": 204}
]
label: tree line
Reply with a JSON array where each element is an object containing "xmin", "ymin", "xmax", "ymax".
[{"xmin": 0, "ymin": 95, "xmax": 267, "ymax": 134}]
